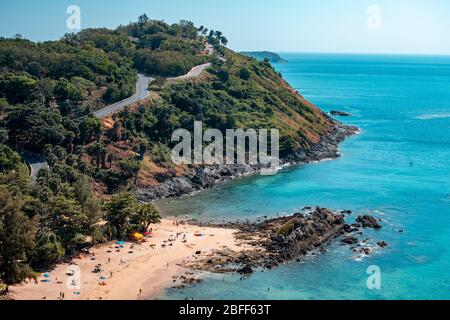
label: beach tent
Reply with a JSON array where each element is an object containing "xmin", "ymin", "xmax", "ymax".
[{"xmin": 132, "ymin": 233, "xmax": 144, "ymax": 241}]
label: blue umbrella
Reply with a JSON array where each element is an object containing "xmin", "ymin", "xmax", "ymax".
[{"xmin": 43, "ymin": 273, "xmax": 50, "ymax": 278}]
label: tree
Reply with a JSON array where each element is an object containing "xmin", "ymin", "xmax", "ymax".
[
  {"xmin": 73, "ymin": 175, "xmax": 93, "ymax": 208},
  {"xmin": 119, "ymin": 159, "xmax": 141, "ymax": 184},
  {"xmin": 79, "ymin": 117, "xmax": 102, "ymax": 144},
  {"xmin": 138, "ymin": 14, "xmax": 149, "ymax": 26},
  {"xmin": 32, "ymin": 232, "xmax": 64, "ymax": 267},
  {"xmin": 0, "ymin": 144, "xmax": 21, "ymax": 172},
  {"xmin": 132, "ymin": 203, "xmax": 161, "ymax": 232},
  {"xmin": 103, "ymin": 193, "xmax": 137, "ymax": 239},
  {"xmin": 0, "ymin": 189, "xmax": 36, "ymax": 284},
  {"xmin": 46, "ymin": 196, "xmax": 86, "ymax": 252},
  {"xmin": 0, "ymin": 73, "xmax": 37, "ymax": 104},
  {"xmin": 239, "ymin": 68, "xmax": 251, "ymax": 81},
  {"xmin": 220, "ymin": 36, "xmax": 228, "ymax": 47},
  {"xmin": 0, "ymin": 129, "xmax": 8, "ymax": 144}
]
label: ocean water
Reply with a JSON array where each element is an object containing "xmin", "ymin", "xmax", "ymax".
[{"xmin": 157, "ymin": 53, "xmax": 450, "ymax": 300}]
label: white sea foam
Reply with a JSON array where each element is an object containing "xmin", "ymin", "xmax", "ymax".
[{"xmin": 416, "ymin": 113, "xmax": 450, "ymax": 120}]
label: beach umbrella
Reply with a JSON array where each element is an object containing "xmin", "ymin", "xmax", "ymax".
[{"xmin": 43, "ymin": 273, "xmax": 50, "ymax": 278}]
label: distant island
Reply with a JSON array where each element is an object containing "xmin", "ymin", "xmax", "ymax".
[{"xmin": 240, "ymin": 51, "xmax": 288, "ymax": 63}]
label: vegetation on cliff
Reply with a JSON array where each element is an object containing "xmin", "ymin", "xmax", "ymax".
[{"xmin": 0, "ymin": 15, "xmax": 334, "ymax": 285}]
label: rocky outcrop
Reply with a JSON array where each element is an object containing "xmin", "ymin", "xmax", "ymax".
[
  {"xmin": 182, "ymin": 208, "xmax": 389, "ymax": 278},
  {"xmin": 356, "ymin": 215, "xmax": 382, "ymax": 229},
  {"xmin": 330, "ymin": 110, "xmax": 352, "ymax": 117},
  {"xmin": 136, "ymin": 120, "xmax": 358, "ymax": 202}
]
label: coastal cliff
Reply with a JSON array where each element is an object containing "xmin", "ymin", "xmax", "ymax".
[{"xmin": 136, "ymin": 118, "xmax": 357, "ymax": 201}]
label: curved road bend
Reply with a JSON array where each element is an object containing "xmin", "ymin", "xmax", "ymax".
[
  {"xmin": 22, "ymin": 65, "xmax": 210, "ymax": 180},
  {"xmin": 94, "ymin": 74, "xmax": 154, "ymax": 119},
  {"xmin": 20, "ymin": 150, "xmax": 50, "ymax": 182},
  {"xmin": 29, "ymin": 47, "xmax": 217, "ymax": 181},
  {"xmin": 166, "ymin": 63, "xmax": 212, "ymax": 82}
]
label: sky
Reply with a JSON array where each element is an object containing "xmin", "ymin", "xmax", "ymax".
[{"xmin": 1, "ymin": 0, "xmax": 450, "ymax": 55}]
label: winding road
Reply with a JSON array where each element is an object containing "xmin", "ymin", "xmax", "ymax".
[
  {"xmin": 22, "ymin": 61, "xmax": 212, "ymax": 180},
  {"xmin": 166, "ymin": 63, "xmax": 212, "ymax": 82},
  {"xmin": 94, "ymin": 74, "xmax": 154, "ymax": 119},
  {"xmin": 94, "ymin": 63, "xmax": 212, "ymax": 119},
  {"xmin": 20, "ymin": 150, "xmax": 49, "ymax": 182}
]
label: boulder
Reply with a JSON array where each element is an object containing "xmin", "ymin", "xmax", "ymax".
[
  {"xmin": 238, "ymin": 265, "xmax": 254, "ymax": 274},
  {"xmin": 377, "ymin": 241, "xmax": 388, "ymax": 248},
  {"xmin": 356, "ymin": 215, "xmax": 382, "ymax": 229},
  {"xmin": 330, "ymin": 110, "xmax": 352, "ymax": 117},
  {"xmin": 341, "ymin": 236, "xmax": 359, "ymax": 245}
]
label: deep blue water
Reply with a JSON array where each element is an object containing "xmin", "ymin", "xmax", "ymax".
[{"xmin": 157, "ymin": 53, "xmax": 450, "ymax": 300}]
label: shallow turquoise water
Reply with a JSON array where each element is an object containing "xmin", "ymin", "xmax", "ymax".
[{"xmin": 158, "ymin": 53, "xmax": 450, "ymax": 300}]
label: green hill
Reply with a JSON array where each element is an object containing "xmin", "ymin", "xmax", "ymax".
[
  {"xmin": 240, "ymin": 51, "xmax": 288, "ymax": 63},
  {"xmin": 0, "ymin": 15, "xmax": 340, "ymax": 285}
]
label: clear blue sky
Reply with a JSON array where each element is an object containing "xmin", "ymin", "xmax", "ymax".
[{"xmin": 1, "ymin": 0, "xmax": 449, "ymax": 54}]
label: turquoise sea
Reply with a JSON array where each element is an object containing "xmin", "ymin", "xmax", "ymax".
[{"xmin": 157, "ymin": 53, "xmax": 450, "ymax": 300}]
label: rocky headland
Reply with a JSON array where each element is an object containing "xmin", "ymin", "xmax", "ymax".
[
  {"xmin": 172, "ymin": 207, "xmax": 387, "ymax": 288},
  {"xmin": 136, "ymin": 119, "xmax": 358, "ymax": 202}
]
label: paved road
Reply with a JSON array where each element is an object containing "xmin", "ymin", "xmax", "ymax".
[
  {"xmin": 20, "ymin": 64, "xmax": 210, "ymax": 181},
  {"xmin": 94, "ymin": 63, "xmax": 212, "ymax": 119},
  {"xmin": 94, "ymin": 74, "xmax": 154, "ymax": 119},
  {"xmin": 166, "ymin": 63, "xmax": 212, "ymax": 82},
  {"xmin": 21, "ymin": 151, "xmax": 49, "ymax": 182}
]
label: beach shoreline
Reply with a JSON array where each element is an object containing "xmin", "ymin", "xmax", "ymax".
[{"xmin": 9, "ymin": 220, "xmax": 248, "ymax": 301}]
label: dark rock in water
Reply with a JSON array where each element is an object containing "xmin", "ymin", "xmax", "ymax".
[
  {"xmin": 341, "ymin": 236, "xmax": 359, "ymax": 245},
  {"xmin": 398, "ymin": 229, "xmax": 404, "ymax": 233},
  {"xmin": 360, "ymin": 248, "xmax": 371, "ymax": 255},
  {"xmin": 356, "ymin": 215, "xmax": 382, "ymax": 229},
  {"xmin": 377, "ymin": 241, "xmax": 388, "ymax": 248},
  {"xmin": 344, "ymin": 224, "xmax": 353, "ymax": 233},
  {"xmin": 330, "ymin": 110, "xmax": 352, "ymax": 117},
  {"xmin": 238, "ymin": 265, "xmax": 254, "ymax": 274}
]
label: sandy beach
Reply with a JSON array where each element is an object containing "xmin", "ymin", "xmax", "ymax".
[{"xmin": 10, "ymin": 220, "xmax": 246, "ymax": 300}]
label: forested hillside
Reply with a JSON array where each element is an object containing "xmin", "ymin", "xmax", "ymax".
[{"xmin": 0, "ymin": 15, "xmax": 333, "ymax": 286}]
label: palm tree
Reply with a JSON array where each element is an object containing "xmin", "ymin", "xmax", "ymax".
[{"xmin": 220, "ymin": 36, "xmax": 228, "ymax": 47}]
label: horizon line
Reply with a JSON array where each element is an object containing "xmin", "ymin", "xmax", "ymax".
[{"xmin": 237, "ymin": 50, "xmax": 450, "ymax": 57}]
